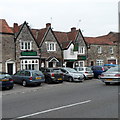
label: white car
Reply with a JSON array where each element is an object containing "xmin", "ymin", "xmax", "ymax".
[
  {"xmin": 100, "ymin": 66, "xmax": 120, "ymax": 85},
  {"xmin": 61, "ymin": 67, "xmax": 84, "ymax": 82},
  {"xmin": 74, "ymin": 67, "xmax": 94, "ymax": 79}
]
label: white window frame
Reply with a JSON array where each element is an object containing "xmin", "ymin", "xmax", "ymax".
[
  {"xmin": 98, "ymin": 46, "xmax": 102, "ymax": 54},
  {"xmin": 46, "ymin": 42, "xmax": 56, "ymax": 51},
  {"xmin": 96, "ymin": 59, "xmax": 103, "ymax": 66},
  {"xmin": 109, "ymin": 47, "xmax": 114, "ymax": 54},
  {"xmin": 78, "ymin": 46, "xmax": 85, "ymax": 54},
  {"xmin": 21, "ymin": 59, "xmax": 39, "ymax": 70},
  {"xmin": 20, "ymin": 41, "xmax": 32, "ymax": 50}
]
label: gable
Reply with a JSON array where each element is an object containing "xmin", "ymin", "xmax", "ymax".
[
  {"xmin": 75, "ymin": 30, "xmax": 87, "ymax": 47},
  {"xmin": 15, "ymin": 22, "xmax": 39, "ymax": 48},
  {"xmin": 40, "ymin": 27, "xmax": 62, "ymax": 50}
]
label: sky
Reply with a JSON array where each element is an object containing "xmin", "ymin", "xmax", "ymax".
[{"xmin": 0, "ymin": 0, "xmax": 119, "ymax": 37}]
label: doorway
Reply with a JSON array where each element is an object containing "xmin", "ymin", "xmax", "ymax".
[
  {"xmin": 7, "ymin": 63, "xmax": 13, "ymax": 75},
  {"xmin": 66, "ymin": 62, "xmax": 74, "ymax": 68}
]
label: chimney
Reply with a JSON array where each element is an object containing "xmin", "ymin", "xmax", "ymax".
[
  {"xmin": 46, "ymin": 23, "xmax": 51, "ymax": 28},
  {"xmin": 13, "ymin": 23, "xmax": 19, "ymax": 33},
  {"xmin": 71, "ymin": 27, "xmax": 76, "ymax": 32}
]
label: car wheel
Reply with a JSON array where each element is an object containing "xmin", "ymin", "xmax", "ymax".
[
  {"xmin": 22, "ymin": 80, "xmax": 27, "ymax": 87},
  {"xmin": 38, "ymin": 83, "xmax": 41, "ymax": 86},
  {"xmin": 105, "ymin": 82, "xmax": 110, "ymax": 85},
  {"xmin": 68, "ymin": 77, "xmax": 73, "ymax": 82}
]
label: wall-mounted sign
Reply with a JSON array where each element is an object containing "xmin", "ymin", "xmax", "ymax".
[
  {"xmin": 78, "ymin": 55, "xmax": 86, "ymax": 60},
  {"xmin": 21, "ymin": 51, "xmax": 37, "ymax": 56}
]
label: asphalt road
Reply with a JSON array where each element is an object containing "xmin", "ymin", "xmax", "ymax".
[{"xmin": 2, "ymin": 79, "xmax": 119, "ymax": 119}]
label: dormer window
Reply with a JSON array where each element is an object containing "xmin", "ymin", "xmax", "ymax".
[
  {"xmin": 20, "ymin": 41, "xmax": 32, "ymax": 50},
  {"xmin": 97, "ymin": 46, "xmax": 102, "ymax": 53},
  {"xmin": 46, "ymin": 42, "xmax": 56, "ymax": 51}
]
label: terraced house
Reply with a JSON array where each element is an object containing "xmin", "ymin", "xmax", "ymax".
[
  {"xmin": 0, "ymin": 19, "xmax": 119, "ymax": 74},
  {"xmin": 85, "ymin": 32, "xmax": 118, "ymax": 66}
]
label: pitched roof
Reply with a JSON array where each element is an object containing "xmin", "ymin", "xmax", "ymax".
[
  {"xmin": 0, "ymin": 19, "xmax": 13, "ymax": 33},
  {"xmin": 85, "ymin": 32, "xmax": 118, "ymax": 45},
  {"xmin": 34, "ymin": 28, "xmax": 48, "ymax": 45}
]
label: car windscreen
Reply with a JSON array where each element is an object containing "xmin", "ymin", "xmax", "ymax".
[
  {"xmin": 86, "ymin": 67, "xmax": 92, "ymax": 71},
  {"xmin": 64, "ymin": 68, "xmax": 77, "ymax": 73},
  {"xmin": 0, "ymin": 74, "xmax": 11, "ymax": 79},
  {"xmin": 32, "ymin": 71, "xmax": 43, "ymax": 76},
  {"xmin": 106, "ymin": 66, "xmax": 120, "ymax": 72}
]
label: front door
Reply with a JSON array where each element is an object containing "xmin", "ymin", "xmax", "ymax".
[
  {"xmin": 49, "ymin": 62, "xmax": 53, "ymax": 68},
  {"xmin": 7, "ymin": 63, "xmax": 13, "ymax": 75}
]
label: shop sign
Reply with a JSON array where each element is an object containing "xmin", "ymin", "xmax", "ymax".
[
  {"xmin": 78, "ymin": 56, "xmax": 86, "ymax": 60},
  {"xmin": 21, "ymin": 51, "xmax": 37, "ymax": 56}
]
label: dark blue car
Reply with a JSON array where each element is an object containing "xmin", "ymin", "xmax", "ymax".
[
  {"xmin": 12, "ymin": 70, "xmax": 45, "ymax": 87},
  {"xmin": 91, "ymin": 66, "xmax": 108, "ymax": 78},
  {"xmin": 0, "ymin": 72, "xmax": 14, "ymax": 90}
]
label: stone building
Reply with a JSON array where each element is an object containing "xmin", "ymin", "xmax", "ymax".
[
  {"xmin": 32, "ymin": 23, "xmax": 63, "ymax": 68},
  {"xmin": 15, "ymin": 22, "xmax": 40, "ymax": 71},
  {"xmin": 0, "ymin": 19, "xmax": 15, "ymax": 75},
  {"xmin": 54, "ymin": 27, "xmax": 88, "ymax": 67},
  {"xmin": 85, "ymin": 32, "xmax": 118, "ymax": 66}
]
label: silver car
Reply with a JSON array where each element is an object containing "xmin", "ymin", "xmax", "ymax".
[
  {"xmin": 100, "ymin": 66, "xmax": 120, "ymax": 85},
  {"xmin": 61, "ymin": 67, "xmax": 84, "ymax": 82},
  {"xmin": 74, "ymin": 67, "xmax": 94, "ymax": 79}
]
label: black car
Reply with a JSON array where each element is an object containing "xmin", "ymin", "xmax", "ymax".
[
  {"xmin": 0, "ymin": 72, "xmax": 14, "ymax": 90},
  {"xmin": 40, "ymin": 68, "xmax": 63, "ymax": 83}
]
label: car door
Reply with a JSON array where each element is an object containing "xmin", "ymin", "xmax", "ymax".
[
  {"xmin": 12, "ymin": 71, "xmax": 21, "ymax": 83},
  {"xmin": 61, "ymin": 69, "xmax": 69, "ymax": 81}
]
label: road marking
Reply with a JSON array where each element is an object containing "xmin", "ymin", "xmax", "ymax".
[{"xmin": 11, "ymin": 100, "xmax": 91, "ymax": 120}]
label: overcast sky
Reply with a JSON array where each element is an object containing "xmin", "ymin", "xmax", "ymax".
[{"xmin": 0, "ymin": 0, "xmax": 119, "ymax": 37}]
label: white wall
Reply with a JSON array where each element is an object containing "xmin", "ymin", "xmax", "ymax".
[{"xmin": 63, "ymin": 44, "xmax": 77, "ymax": 60}]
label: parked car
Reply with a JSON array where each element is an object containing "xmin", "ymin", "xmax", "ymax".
[
  {"xmin": 40, "ymin": 68, "xmax": 63, "ymax": 83},
  {"xmin": 74, "ymin": 67, "xmax": 94, "ymax": 79},
  {"xmin": 60, "ymin": 67, "xmax": 84, "ymax": 82},
  {"xmin": 104, "ymin": 64, "xmax": 118, "ymax": 69},
  {"xmin": 0, "ymin": 72, "xmax": 14, "ymax": 90},
  {"xmin": 91, "ymin": 66, "xmax": 108, "ymax": 78},
  {"xmin": 12, "ymin": 70, "xmax": 45, "ymax": 87},
  {"xmin": 100, "ymin": 66, "xmax": 120, "ymax": 85}
]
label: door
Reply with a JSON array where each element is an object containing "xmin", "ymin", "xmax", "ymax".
[
  {"xmin": 49, "ymin": 62, "xmax": 53, "ymax": 68},
  {"xmin": 7, "ymin": 63, "xmax": 13, "ymax": 75}
]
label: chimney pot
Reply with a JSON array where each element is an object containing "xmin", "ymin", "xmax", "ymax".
[
  {"xmin": 71, "ymin": 27, "xmax": 76, "ymax": 32},
  {"xmin": 46, "ymin": 23, "xmax": 51, "ymax": 28}
]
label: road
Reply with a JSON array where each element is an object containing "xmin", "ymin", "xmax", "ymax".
[{"xmin": 2, "ymin": 79, "xmax": 118, "ymax": 119}]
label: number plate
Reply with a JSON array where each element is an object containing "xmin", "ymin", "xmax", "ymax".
[
  {"xmin": 36, "ymin": 77, "xmax": 41, "ymax": 79},
  {"xmin": 2, "ymin": 79, "xmax": 9, "ymax": 81},
  {"xmin": 58, "ymin": 78, "xmax": 62, "ymax": 80},
  {"xmin": 106, "ymin": 79, "xmax": 113, "ymax": 81}
]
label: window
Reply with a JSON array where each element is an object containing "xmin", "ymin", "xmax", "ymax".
[
  {"xmin": 97, "ymin": 46, "xmax": 102, "ymax": 53},
  {"xmin": 46, "ymin": 42, "xmax": 56, "ymax": 51},
  {"xmin": 109, "ymin": 47, "xmax": 114, "ymax": 54},
  {"xmin": 78, "ymin": 46, "xmax": 85, "ymax": 54},
  {"xmin": 21, "ymin": 59, "xmax": 39, "ymax": 70},
  {"xmin": 96, "ymin": 60, "xmax": 103, "ymax": 66},
  {"xmin": 20, "ymin": 41, "xmax": 32, "ymax": 50}
]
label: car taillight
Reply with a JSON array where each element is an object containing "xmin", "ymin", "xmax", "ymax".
[
  {"xmin": 51, "ymin": 73, "xmax": 54, "ymax": 77},
  {"xmin": 9, "ymin": 78, "xmax": 13, "ymax": 81},
  {"xmin": 29, "ymin": 77, "xmax": 33, "ymax": 80},
  {"xmin": 115, "ymin": 74, "xmax": 120, "ymax": 77},
  {"xmin": 102, "ymin": 67, "xmax": 105, "ymax": 71},
  {"xmin": 100, "ymin": 74, "xmax": 104, "ymax": 77}
]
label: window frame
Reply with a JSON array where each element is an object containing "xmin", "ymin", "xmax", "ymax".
[{"xmin": 20, "ymin": 41, "xmax": 32, "ymax": 50}]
